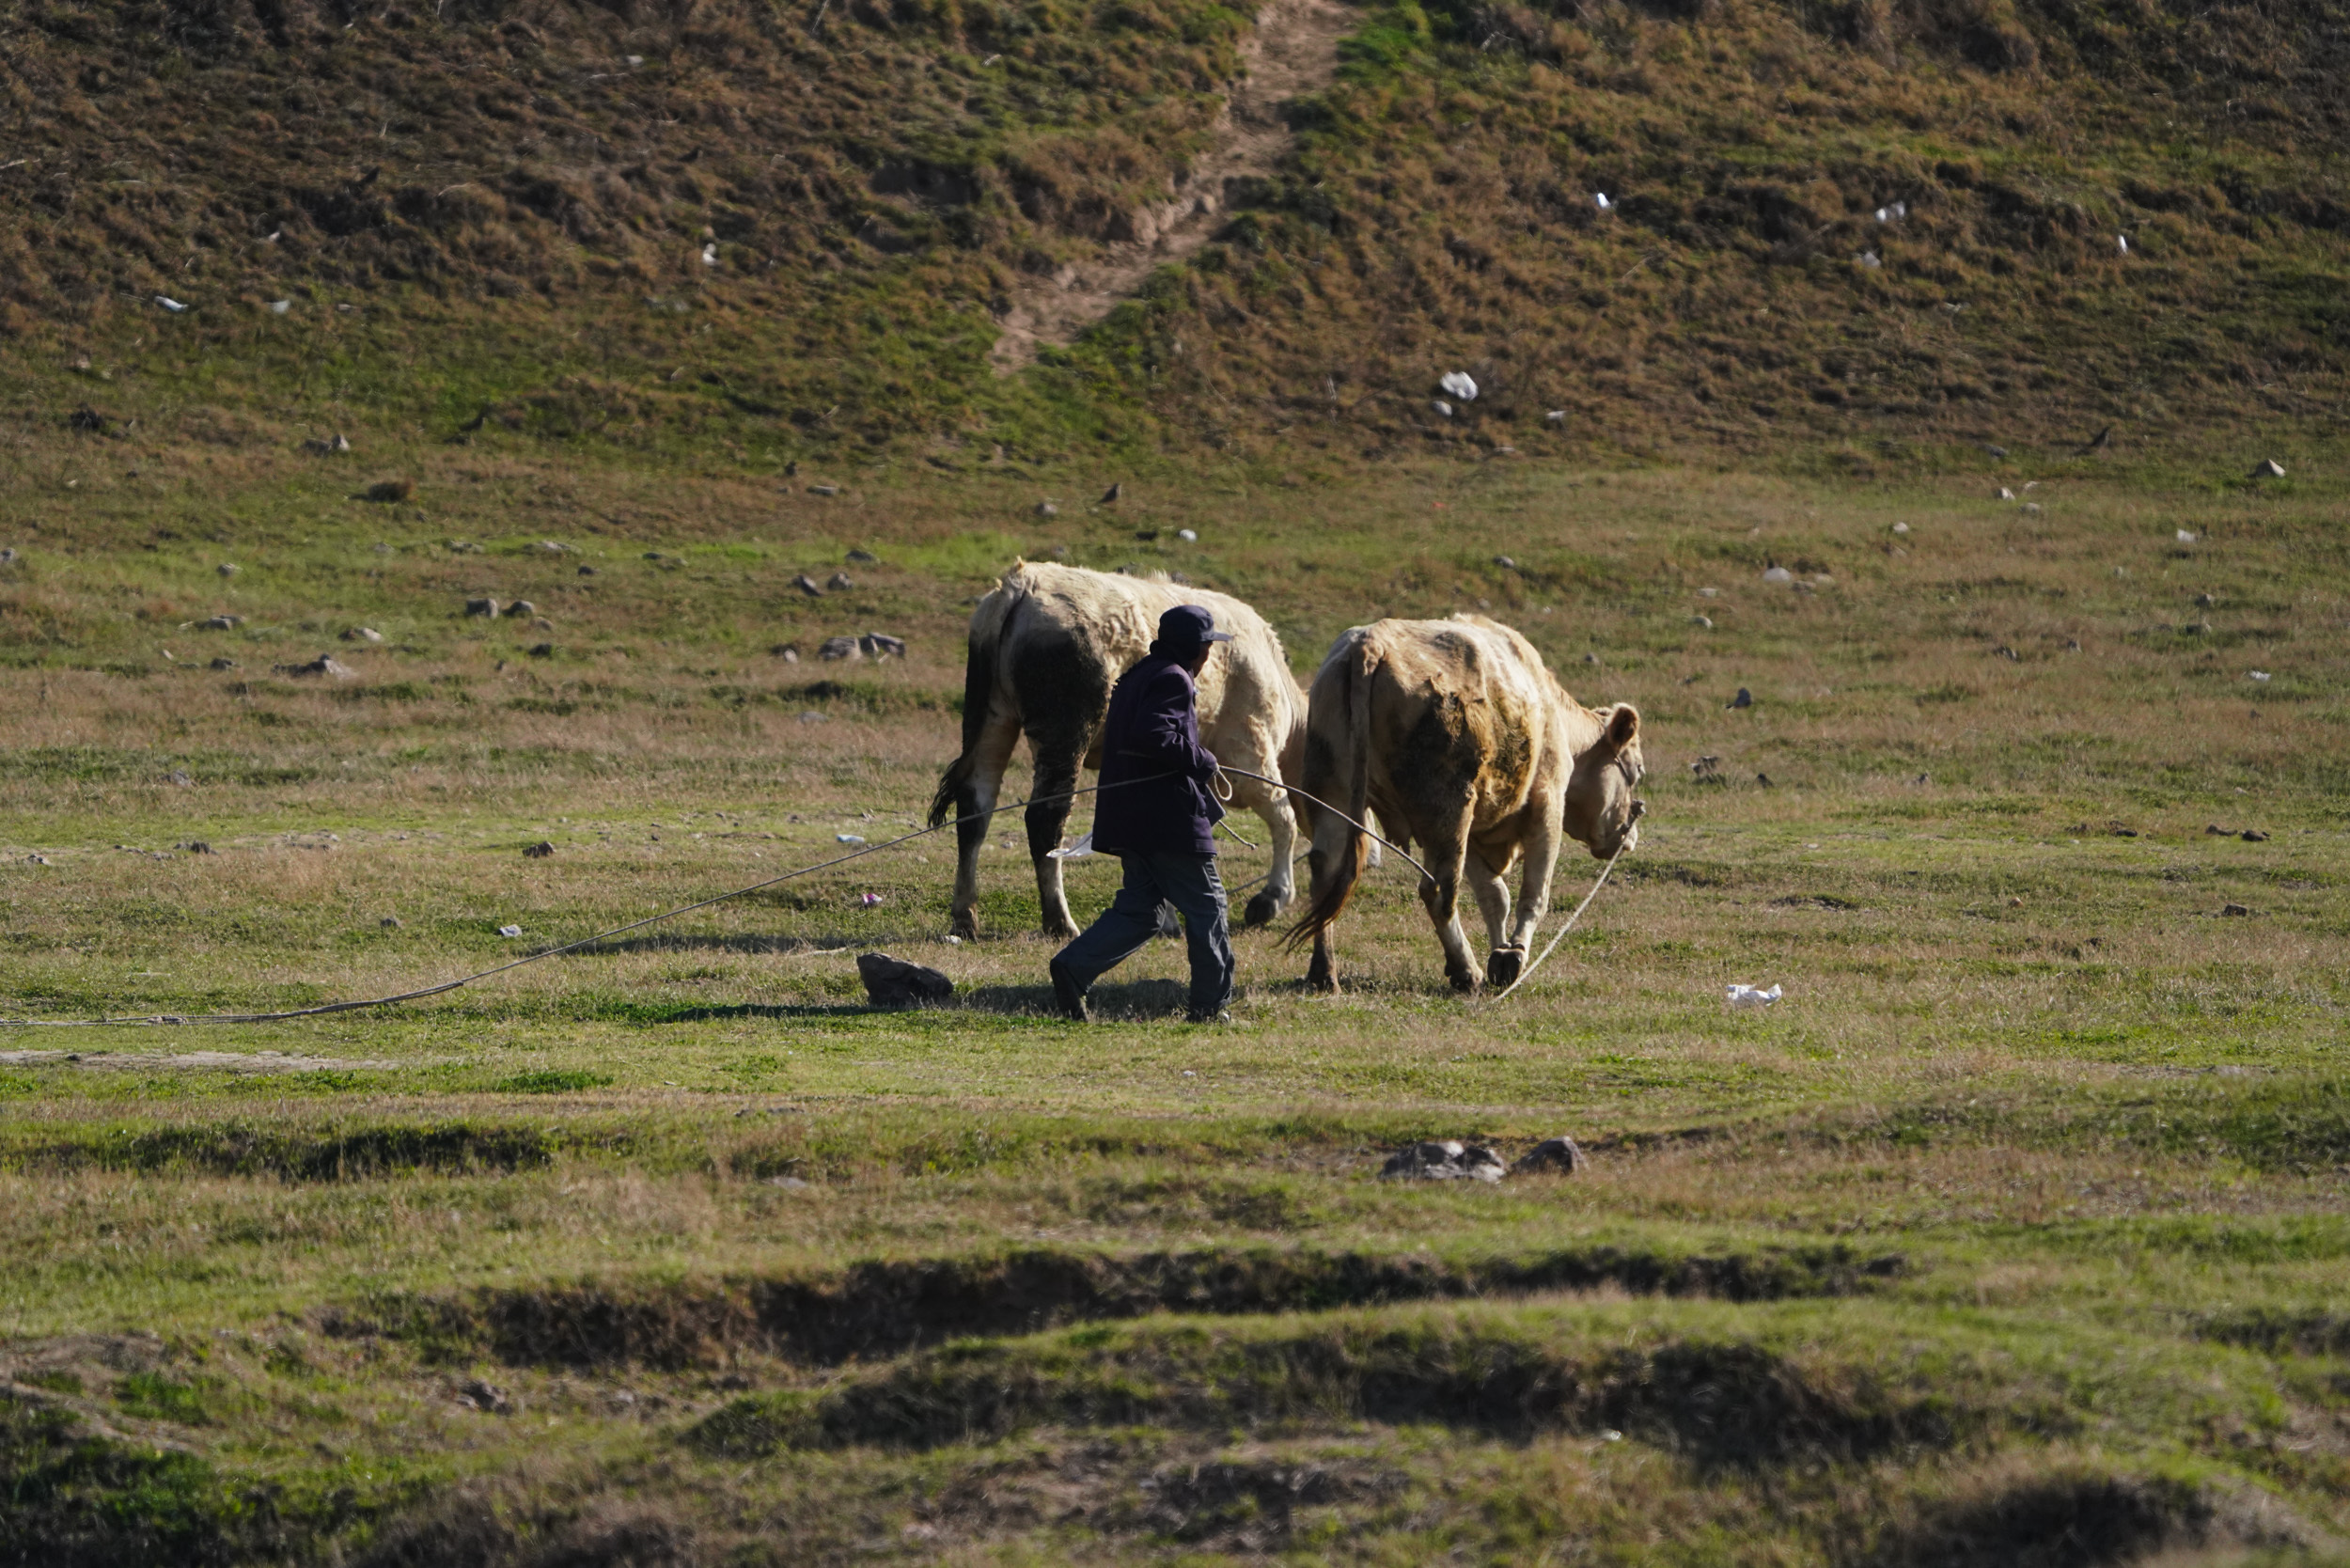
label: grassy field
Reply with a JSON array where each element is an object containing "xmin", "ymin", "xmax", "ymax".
[{"xmin": 3, "ymin": 424, "xmax": 2349, "ymax": 1564}]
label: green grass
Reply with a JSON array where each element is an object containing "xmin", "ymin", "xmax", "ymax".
[
  {"xmin": 8, "ymin": 0, "xmax": 2350, "ymax": 1552},
  {"xmin": 2, "ymin": 432, "xmax": 2350, "ymax": 1560}
]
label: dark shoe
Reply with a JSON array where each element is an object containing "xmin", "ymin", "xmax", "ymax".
[
  {"xmin": 1185, "ymin": 1008, "xmax": 1231, "ymax": 1026},
  {"xmin": 1049, "ymin": 961, "xmax": 1089, "ymax": 1023}
]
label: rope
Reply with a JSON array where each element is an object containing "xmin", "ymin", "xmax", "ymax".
[
  {"xmin": 1486, "ymin": 800, "xmax": 1645, "ymax": 1004},
  {"xmin": 1213, "ymin": 766, "xmax": 1434, "ymax": 884},
  {"xmin": 0, "ymin": 775, "xmax": 1174, "ymax": 1028}
]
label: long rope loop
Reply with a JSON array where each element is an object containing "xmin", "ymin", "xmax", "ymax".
[
  {"xmin": 1486, "ymin": 800, "xmax": 1645, "ymax": 1004},
  {"xmin": 1212, "ymin": 765, "xmax": 1434, "ymax": 884}
]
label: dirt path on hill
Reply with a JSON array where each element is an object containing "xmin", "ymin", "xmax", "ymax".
[{"xmin": 988, "ymin": 0, "xmax": 1353, "ymax": 374}]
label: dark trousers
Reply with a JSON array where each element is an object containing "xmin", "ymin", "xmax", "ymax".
[{"xmin": 1051, "ymin": 852, "xmax": 1234, "ymax": 1019}]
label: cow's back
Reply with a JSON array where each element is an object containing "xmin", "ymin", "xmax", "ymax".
[
  {"xmin": 1352, "ymin": 615, "xmax": 1568, "ymax": 833},
  {"xmin": 992, "ymin": 561, "xmax": 1299, "ymax": 751}
]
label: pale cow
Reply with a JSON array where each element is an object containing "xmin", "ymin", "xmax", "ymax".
[
  {"xmin": 1286, "ymin": 615, "xmax": 1644, "ymax": 993},
  {"xmin": 930, "ymin": 561, "xmax": 1308, "ymax": 939}
]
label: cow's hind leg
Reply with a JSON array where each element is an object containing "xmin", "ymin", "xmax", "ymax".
[
  {"xmin": 1416, "ymin": 819, "xmax": 1481, "ymax": 993},
  {"xmin": 1013, "ymin": 635, "xmax": 1108, "ymax": 941},
  {"xmin": 1024, "ymin": 732, "xmax": 1088, "ymax": 941},
  {"xmin": 1307, "ymin": 926, "xmax": 1337, "ymax": 992},
  {"xmin": 948, "ymin": 711, "xmax": 1023, "ymax": 940},
  {"xmin": 1300, "ymin": 813, "xmax": 1355, "ymax": 993}
]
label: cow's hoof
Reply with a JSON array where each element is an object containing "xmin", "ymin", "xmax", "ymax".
[
  {"xmin": 1042, "ymin": 921, "xmax": 1080, "ymax": 942},
  {"xmin": 1486, "ymin": 948, "xmax": 1526, "ymax": 989},
  {"xmin": 1446, "ymin": 962, "xmax": 1482, "ymax": 994},
  {"xmin": 1241, "ymin": 889, "xmax": 1285, "ymax": 929},
  {"xmin": 1307, "ymin": 959, "xmax": 1337, "ymax": 993},
  {"xmin": 950, "ymin": 913, "xmax": 980, "ymax": 941}
]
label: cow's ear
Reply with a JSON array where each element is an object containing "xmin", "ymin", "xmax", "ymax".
[{"xmin": 1605, "ymin": 703, "xmax": 1640, "ymax": 752}]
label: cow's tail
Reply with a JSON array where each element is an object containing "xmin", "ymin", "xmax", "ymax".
[
  {"xmin": 929, "ymin": 573, "xmax": 1022, "ymax": 827},
  {"xmin": 1283, "ymin": 635, "xmax": 1379, "ymax": 952}
]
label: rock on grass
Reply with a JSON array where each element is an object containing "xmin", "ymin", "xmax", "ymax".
[{"xmin": 857, "ymin": 953, "xmax": 953, "ymax": 1009}]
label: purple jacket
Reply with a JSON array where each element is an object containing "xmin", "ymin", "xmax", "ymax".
[{"xmin": 1093, "ymin": 652, "xmax": 1225, "ymax": 855}]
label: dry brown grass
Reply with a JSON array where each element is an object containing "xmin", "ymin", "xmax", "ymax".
[{"xmin": 0, "ymin": 444, "xmax": 2345, "ymax": 1561}]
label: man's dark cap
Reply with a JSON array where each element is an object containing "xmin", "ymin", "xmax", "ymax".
[{"xmin": 1154, "ymin": 604, "xmax": 1233, "ymax": 656}]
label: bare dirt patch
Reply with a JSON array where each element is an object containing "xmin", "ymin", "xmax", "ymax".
[{"xmin": 989, "ymin": 0, "xmax": 1355, "ymax": 372}]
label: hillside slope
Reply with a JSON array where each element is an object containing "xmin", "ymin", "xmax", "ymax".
[
  {"xmin": 1167, "ymin": 0, "xmax": 2350, "ymax": 461},
  {"xmin": 1, "ymin": 0, "xmax": 2345, "ymax": 463}
]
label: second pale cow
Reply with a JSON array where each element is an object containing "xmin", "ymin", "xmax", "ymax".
[{"xmin": 1286, "ymin": 615, "xmax": 1644, "ymax": 993}]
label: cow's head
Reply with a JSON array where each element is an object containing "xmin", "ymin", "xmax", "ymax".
[{"xmin": 1563, "ymin": 703, "xmax": 1644, "ymax": 858}]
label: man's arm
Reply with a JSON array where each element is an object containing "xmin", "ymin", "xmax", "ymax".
[{"xmin": 1118, "ymin": 667, "xmax": 1219, "ymax": 780}]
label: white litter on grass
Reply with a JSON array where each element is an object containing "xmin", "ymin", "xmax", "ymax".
[
  {"xmin": 2177, "ymin": 529, "xmax": 2198, "ymax": 543},
  {"xmin": 1892, "ymin": 522, "xmax": 1910, "ymax": 534},
  {"xmin": 1177, "ymin": 528, "xmax": 1198, "ymax": 541},
  {"xmin": 1726, "ymin": 983, "xmax": 1783, "ymax": 1009},
  {"xmin": 1047, "ymin": 831, "xmax": 1096, "ymax": 860},
  {"xmin": 268, "ymin": 300, "xmax": 290, "ymax": 314},
  {"xmin": 155, "ymin": 296, "xmax": 188, "ymax": 312},
  {"xmin": 2249, "ymin": 670, "xmax": 2272, "ymax": 682},
  {"xmin": 1594, "ymin": 192, "xmax": 1612, "ymax": 212},
  {"xmin": 2118, "ymin": 234, "xmax": 2130, "ymax": 255},
  {"xmin": 498, "ymin": 924, "xmax": 524, "ymax": 938},
  {"xmin": 837, "ymin": 833, "xmax": 867, "ymax": 844},
  {"xmin": 1432, "ymin": 400, "xmax": 1453, "ymax": 418},
  {"xmin": 1439, "ymin": 371, "xmax": 1479, "ymax": 401},
  {"xmin": 701, "ymin": 243, "xmax": 718, "ymax": 266},
  {"xmin": 858, "ymin": 891, "xmax": 884, "ymax": 907}
]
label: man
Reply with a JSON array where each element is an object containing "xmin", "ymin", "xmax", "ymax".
[{"xmin": 1048, "ymin": 604, "xmax": 1236, "ymax": 1024}]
